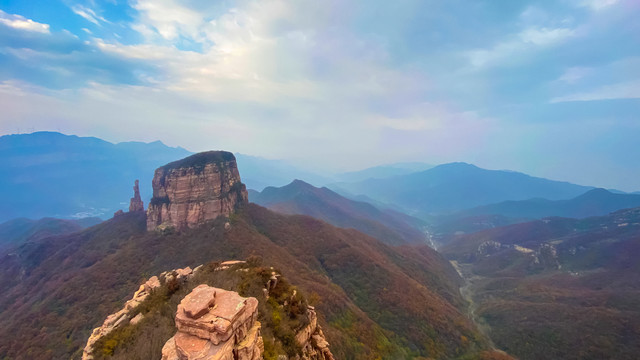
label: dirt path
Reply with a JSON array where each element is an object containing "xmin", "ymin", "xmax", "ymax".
[{"xmin": 450, "ymin": 260, "xmax": 496, "ymax": 348}]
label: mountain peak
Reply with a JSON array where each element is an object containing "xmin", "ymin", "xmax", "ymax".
[{"xmin": 578, "ymin": 188, "xmax": 614, "ymax": 199}]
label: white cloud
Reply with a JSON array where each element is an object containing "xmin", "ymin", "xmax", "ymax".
[
  {"xmin": 130, "ymin": 0, "xmax": 205, "ymax": 41},
  {"xmin": 71, "ymin": 5, "xmax": 108, "ymax": 25},
  {"xmin": 551, "ymin": 80, "xmax": 640, "ymax": 102},
  {"xmin": 467, "ymin": 26, "xmax": 575, "ymax": 68},
  {"xmin": 0, "ymin": 10, "xmax": 50, "ymax": 33},
  {"xmin": 579, "ymin": 0, "xmax": 619, "ymax": 11},
  {"xmin": 556, "ymin": 67, "xmax": 592, "ymax": 84}
]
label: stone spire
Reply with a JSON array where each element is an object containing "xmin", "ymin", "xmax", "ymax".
[{"xmin": 129, "ymin": 179, "xmax": 144, "ymax": 212}]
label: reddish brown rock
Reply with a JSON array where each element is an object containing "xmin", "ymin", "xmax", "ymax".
[
  {"xmin": 146, "ymin": 151, "xmax": 248, "ymax": 231},
  {"xmin": 129, "ymin": 179, "xmax": 144, "ymax": 212},
  {"xmin": 162, "ymin": 285, "xmax": 262, "ymax": 360},
  {"xmin": 181, "ymin": 285, "xmax": 217, "ymax": 319}
]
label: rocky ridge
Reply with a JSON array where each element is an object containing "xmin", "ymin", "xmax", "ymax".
[
  {"xmin": 83, "ymin": 260, "xmax": 334, "ymax": 360},
  {"xmin": 147, "ymin": 151, "xmax": 248, "ymax": 231},
  {"xmin": 82, "ymin": 266, "xmax": 198, "ymax": 360}
]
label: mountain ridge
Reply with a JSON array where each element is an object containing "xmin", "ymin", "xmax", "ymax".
[
  {"xmin": 250, "ymin": 179, "xmax": 427, "ymax": 245},
  {"xmin": 459, "ymin": 188, "xmax": 640, "ymax": 220},
  {"xmin": 331, "ymin": 162, "xmax": 596, "ymax": 217}
]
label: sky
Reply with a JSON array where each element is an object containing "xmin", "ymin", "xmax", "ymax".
[{"xmin": 0, "ymin": 0, "xmax": 639, "ymax": 191}]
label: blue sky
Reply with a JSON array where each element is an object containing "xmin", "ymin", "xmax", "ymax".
[{"xmin": 0, "ymin": 0, "xmax": 639, "ymax": 191}]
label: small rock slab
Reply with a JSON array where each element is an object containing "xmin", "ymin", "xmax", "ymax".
[{"xmin": 182, "ymin": 284, "xmax": 217, "ymax": 319}]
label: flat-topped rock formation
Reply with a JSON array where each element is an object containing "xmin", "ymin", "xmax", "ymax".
[
  {"xmin": 147, "ymin": 151, "xmax": 248, "ymax": 231},
  {"xmin": 162, "ymin": 284, "xmax": 263, "ymax": 360}
]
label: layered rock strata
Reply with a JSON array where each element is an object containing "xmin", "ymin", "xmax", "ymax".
[
  {"xmin": 147, "ymin": 151, "xmax": 248, "ymax": 231},
  {"xmin": 82, "ymin": 267, "xmax": 196, "ymax": 360},
  {"xmin": 161, "ymin": 284, "xmax": 263, "ymax": 360},
  {"xmin": 129, "ymin": 179, "xmax": 145, "ymax": 212}
]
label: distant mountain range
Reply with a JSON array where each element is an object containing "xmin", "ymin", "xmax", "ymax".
[
  {"xmin": 234, "ymin": 153, "xmax": 333, "ymax": 190},
  {"xmin": 459, "ymin": 188, "xmax": 640, "ymax": 219},
  {"xmin": 331, "ymin": 162, "xmax": 598, "ymax": 217},
  {"xmin": 249, "ymin": 179, "xmax": 427, "ymax": 245},
  {"xmin": 4, "ymin": 132, "xmax": 636, "ymax": 225},
  {"xmin": 0, "ymin": 132, "xmax": 191, "ymax": 221},
  {"xmin": 334, "ymin": 162, "xmax": 433, "ymax": 183},
  {"xmin": 0, "ymin": 132, "xmax": 334, "ymax": 221}
]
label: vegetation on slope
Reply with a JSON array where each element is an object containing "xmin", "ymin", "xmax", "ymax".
[
  {"xmin": 92, "ymin": 260, "xmax": 310, "ymax": 360},
  {"xmin": 0, "ymin": 205, "xmax": 492, "ymax": 359},
  {"xmin": 441, "ymin": 207, "xmax": 640, "ymax": 360}
]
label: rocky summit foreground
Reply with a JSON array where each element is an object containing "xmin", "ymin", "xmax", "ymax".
[
  {"xmin": 162, "ymin": 284, "xmax": 263, "ymax": 360},
  {"xmin": 147, "ymin": 151, "xmax": 248, "ymax": 231}
]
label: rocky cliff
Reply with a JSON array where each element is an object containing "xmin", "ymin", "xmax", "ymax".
[{"xmin": 146, "ymin": 151, "xmax": 248, "ymax": 231}]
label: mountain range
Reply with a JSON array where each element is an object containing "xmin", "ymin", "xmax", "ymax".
[
  {"xmin": 6, "ymin": 132, "xmax": 638, "ymax": 225},
  {"xmin": 249, "ymin": 179, "xmax": 427, "ymax": 245},
  {"xmin": 331, "ymin": 162, "xmax": 597, "ymax": 217},
  {"xmin": 459, "ymin": 188, "xmax": 640, "ymax": 219},
  {"xmin": 0, "ymin": 132, "xmax": 191, "ymax": 221}
]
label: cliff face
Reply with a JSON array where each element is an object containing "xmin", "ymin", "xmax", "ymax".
[{"xmin": 147, "ymin": 151, "xmax": 248, "ymax": 231}]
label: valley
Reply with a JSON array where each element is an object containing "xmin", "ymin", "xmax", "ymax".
[{"xmin": 0, "ymin": 137, "xmax": 638, "ymax": 360}]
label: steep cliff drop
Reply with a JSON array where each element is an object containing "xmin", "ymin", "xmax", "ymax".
[{"xmin": 146, "ymin": 151, "xmax": 248, "ymax": 232}]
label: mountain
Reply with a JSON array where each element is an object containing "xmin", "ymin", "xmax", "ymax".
[
  {"xmin": 335, "ymin": 162, "xmax": 433, "ymax": 183},
  {"xmin": 249, "ymin": 179, "xmax": 427, "ymax": 245},
  {"xmin": 0, "ymin": 132, "xmax": 339, "ymax": 221},
  {"xmin": 440, "ymin": 207, "xmax": 640, "ymax": 360},
  {"xmin": 235, "ymin": 153, "xmax": 332, "ymax": 191},
  {"xmin": 331, "ymin": 162, "xmax": 594, "ymax": 217},
  {"xmin": 0, "ymin": 151, "xmax": 496, "ymax": 360},
  {"xmin": 0, "ymin": 132, "xmax": 191, "ymax": 221},
  {"xmin": 460, "ymin": 188, "xmax": 640, "ymax": 220},
  {"xmin": 0, "ymin": 217, "xmax": 102, "ymax": 253}
]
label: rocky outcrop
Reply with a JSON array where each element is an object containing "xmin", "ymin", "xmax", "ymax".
[
  {"xmin": 161, "ymin": 284, "xmax": 263, "ymax": 360},
  {"xmin": 295, "ymin": 306, "xmax": 335, "ymax": 360},
  {"xmin": 129, "ymin": 179, "xmax": 145, "ymax": 212},
  {"xmin": 82, "ymin": 267, "xmax": 197, "ymax": 360},
  {"xmin": 147, "ymin": 151, "xmax": 248, "ymax": 231},
  {"xmin": 262, "ymin": 271, "xmax": 334, "ymax": 360}
]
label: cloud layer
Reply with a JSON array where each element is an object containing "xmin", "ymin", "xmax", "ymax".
[{"xmin": 1, "ymin": 0, "xmax": 639, "ymax": 190}]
